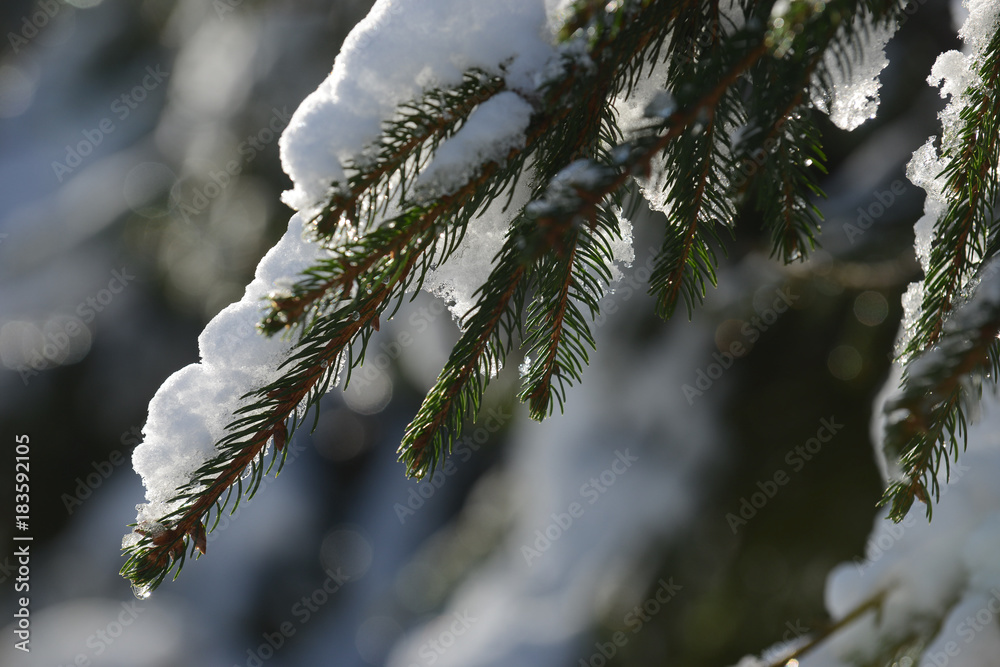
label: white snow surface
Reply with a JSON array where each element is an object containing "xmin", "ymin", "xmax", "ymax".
[
  {"xmin": 959, "ymin": 0, "xmax": 1000, "ymax": 55},
  {"xmin": 419, "ymin": 169, "xmax": 536, "ymax": 322},
  {"xmin": 415, "ymin": 91, "xmax": 534, "ymax": 200},
  {"xmin": 897, "ymin": 0, "xmax": 1000, "ymax": 358},
  {"xmin": 896, "ymin": 137, "xmax": 944, "ymax": 357},
  {"xmin": 612, "ymin": 53, "xmax": 674, "ymax": 213},
  {"xmin": 278, "ymin": 0, "xmax": 554, "ymax": 216},
  {"xmin": 813, "ymin": 16, "xmax": 896, "ymax": 131},
  {"xmin": 131, "ymin": 214, "xmax": 325, "ymax": 524}
]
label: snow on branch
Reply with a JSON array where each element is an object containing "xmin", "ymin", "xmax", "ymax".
[{"xmin": 883, "ymin": 0, "xmax": 1000, "ymax": 521}]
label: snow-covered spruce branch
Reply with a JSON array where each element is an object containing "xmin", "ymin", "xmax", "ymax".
[
  {"xmin": 881, "ymin": 6, "xmax": 1000, "ymax": 522},
  {"xmin": 119, "ymin": 0, "xmax": 687, "ymax": 596},
  {"xmin": 904, "ymin": 24, "xmax": 1000, "ymax": 359},
  {"xmin": 309, "ymin": 68, "xmax": 509, "ymax": 237},
  {"xmin": 882, "ymin": 258, "xmax": 1000, "ymax": 521},
  {"xmin": 122, "ymin": 0, "xmax": 905, "ymax": 596}
]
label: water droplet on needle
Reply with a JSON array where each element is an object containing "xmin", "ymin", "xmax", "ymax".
[{"xmin": 131, "ymin": 583, "xmax": 152, "ymax": 600}]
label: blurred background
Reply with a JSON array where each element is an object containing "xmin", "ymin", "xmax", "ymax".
[{"xmin": 0, "ymin": 0, "xmax": 959, "ymax": 665}]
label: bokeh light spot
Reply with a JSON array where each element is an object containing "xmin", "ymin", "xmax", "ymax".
[{"xmin": 828, "ymin": 345, "xmax": 862, "ymax": 380}]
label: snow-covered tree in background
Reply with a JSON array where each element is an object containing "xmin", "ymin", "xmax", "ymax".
[{"xmin": 117, "ymin": 0, "xmax": 1000, "ymax": 664}]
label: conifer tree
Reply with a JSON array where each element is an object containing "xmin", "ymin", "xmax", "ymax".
[{"xmin": 119, "ymin": 3, "xmax": 1000, "ymax": 662}]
